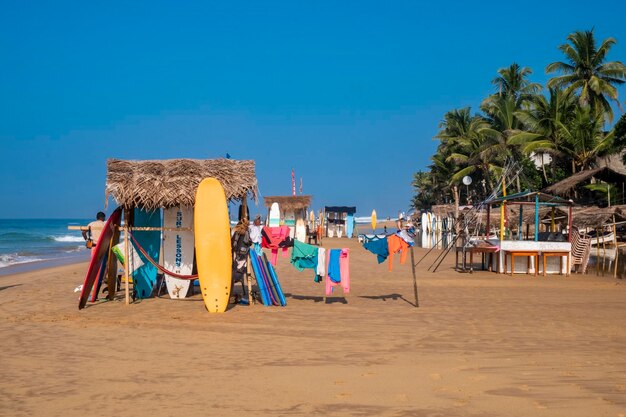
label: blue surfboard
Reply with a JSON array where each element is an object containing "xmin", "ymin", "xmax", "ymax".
[
  {"xmin": 256, "ymin": 252, "xmax": 279, "ymax": 306},
  {"xmin": 250, "ymin": 251, "xmax": 271, "ymax": 306},
  {"xmin": 132, "ymin": 208, "xmax": 161, "ymax": 299},
  {"xmin": 346, "ymin": 213, "xmax": 354, "ymax": 238},
  {"xmin": 263, "ymin": 252, "xmax": 286, "ymax": 306}
]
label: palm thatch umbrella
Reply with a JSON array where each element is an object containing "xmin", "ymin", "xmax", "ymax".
[
  {"xmin": 105, "ymin": 158, "xmax": 258, "ymax": 210},
  {"xmin": 263, "ymin": 196, "xmax": 312, "ymax": 211}
]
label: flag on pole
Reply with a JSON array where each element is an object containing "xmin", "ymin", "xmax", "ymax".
[
  {"xmin": 291, "ymin": 168, "xmax": 296, "ymax": 196},
  {"xmin": 299, "ymin": 177, "xmax": 302, "ymax": 194}
]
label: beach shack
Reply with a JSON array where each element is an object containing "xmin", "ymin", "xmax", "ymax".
[
  {"xmin": 324, "ymin": 206, "xmax": 356, "ymax": 238},
  {"xmin": 263, "ymin": 195, "xmax": 311, "ymax": 238},
  {"xmin": 104, "ymin": 158, "xmax": 259, "ymax": 304},
  {"xmin": 480, "ymin": 191, "xmax": 574, "ymax": 275}
]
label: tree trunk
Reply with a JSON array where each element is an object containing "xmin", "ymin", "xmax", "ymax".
[{"xmin": 452, "ymin": 185, "xmax": 459, "ymax": 220}]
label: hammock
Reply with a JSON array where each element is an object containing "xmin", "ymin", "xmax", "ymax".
[{"xmin": 128, "ymin": 230, "xmax": 199, "ymax": 280}]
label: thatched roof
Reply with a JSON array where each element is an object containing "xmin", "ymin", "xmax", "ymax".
[
  {"xmin": 544, "ymin": 166, "xmax": 626, "ymax": 197},
  {"xmin": 430, "ymin": 204, "xmax": 456, "ymax": 217},
  {"xmin": 105, "ymin": 158, "xmax": 258, "ymax": 210},
  {"xmin": 571, "ymin": 206, "xmax": 626, "ymax": 228},
  {"xmin": 264, "ymin": 195, "xmax": 312, "ymax": 211}
]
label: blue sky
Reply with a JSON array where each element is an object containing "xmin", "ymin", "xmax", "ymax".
[{"xmin": 1, "ymin": 0, "xmax": 626, "ymax": 218}]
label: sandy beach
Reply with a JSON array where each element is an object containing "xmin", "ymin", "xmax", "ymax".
[{"xmin": 1, "ymin": 237, "xmax": 625, "ymax": 417}]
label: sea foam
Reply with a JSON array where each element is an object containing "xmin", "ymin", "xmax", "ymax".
[{"xmin": 53, "ymin": 235, "xmax": 84, "ymax": 243}]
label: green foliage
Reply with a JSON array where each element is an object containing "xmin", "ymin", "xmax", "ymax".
[{"xmin": 412, "ymin": 29, "xmax": 626, "ymax": 208}]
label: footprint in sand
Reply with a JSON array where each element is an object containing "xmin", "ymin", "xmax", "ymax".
[
  {"xmin": 429, "ymin": 373, "xmax": 442, "ymax": 381},
  {"xmin": 334, "ymin": 380, "xmax": 346, "ymax": 385},
  {"xmin": 361, "ymin": 372, "xmax": 376, "ymax": 378},
  {"xmin": 336, "ymin": 392, "xmax": 352, "ymax": 399}
]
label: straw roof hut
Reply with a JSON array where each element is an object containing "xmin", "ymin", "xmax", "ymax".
[
  {"xmin": 263, "ymin": 195, "xmax": 312, "ymax": 211},
  {"xmin": 571, "ymin": 206, "xmax": 626, "ymax": 229},
  {"xmin": 544, "ymin": 166, "xmax": 626, "ymax": 198},
  {"xmin": 105, "ymin": 158, "xmax": 259, "ymax": 210}
]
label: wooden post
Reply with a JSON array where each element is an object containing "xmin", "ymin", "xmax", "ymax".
[
  {"xmin": 107, "ymin": 224, "xmax": 120, "ymax": 300},
  {"xmin": 410, "ymin": 246, "xmax": 419, "ymax": 308},
  {"xmin": 518, "ymin": 205, "xmax": 523, "ymax": 240},
  {"xmin": 124, "ymin": 208, "xmax": 131, "ymax": 305},
  {"xmin": 246, "ymin": 253, "xmax": 254, "ymax": 305},
  {"xmin": 500, "ymin": 177, "xmax": 506, "ymax": 241},
  {"xmin": 613, "ymin": 215, "xmax": 619, "ymax": 279}
]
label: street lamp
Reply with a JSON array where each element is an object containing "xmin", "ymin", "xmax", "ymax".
[{"xmin": 462, "ymin": 176, "xmax": 472, "ymax": 204}]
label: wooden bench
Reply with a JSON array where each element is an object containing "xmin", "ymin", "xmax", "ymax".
[
  {"xmin": 468, "ymin": 246, "xmax": 499, "ymax": 273},
  {"xmin": 541, "ymin": 251, "xmax": 570, "ymax": 276},
  {"xmin": 503, "ymin": 250, "xmax": 539, "ymax": 276}
]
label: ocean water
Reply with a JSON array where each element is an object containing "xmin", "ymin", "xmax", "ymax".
[{"xmin": 0, "ymin": 219, "xmax": 91, "ymax": 271}]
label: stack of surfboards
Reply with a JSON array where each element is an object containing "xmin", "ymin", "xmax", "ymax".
[
  {"xmin": 249, "ymin": 250, "xmax": 286, "ymax": 306},
  {"xmin": 78, "ymin": 207, "xmax": 122, "ymax": 309}
]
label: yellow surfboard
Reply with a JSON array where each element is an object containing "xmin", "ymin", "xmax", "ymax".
[
  {"xmin": 194, "ymin": 178, "xmax": 232, "ymax": 313},
  {"xmin": 371, "ymin": 209, "xmax": 377, "ymax": 231}
]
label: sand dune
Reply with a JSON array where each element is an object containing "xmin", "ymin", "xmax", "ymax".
[{"xmin": 1, "ymin": 238, "xmax": 625, "ymax": 416}]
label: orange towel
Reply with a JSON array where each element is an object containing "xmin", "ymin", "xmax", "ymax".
[{"xmin": 387, "ymin": 235, "xmax": 409, "ymax": 271}]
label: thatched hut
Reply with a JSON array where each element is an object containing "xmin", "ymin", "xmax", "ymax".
[
  {"xmin": 571, "ymin": 206, "xmax": 626, "ymax": 229},
  {"xmin": 105, "ymin": 158, "xmax": 259, "ymax": 210},
  {"xmin": 544, "ymin": 166, "xmax": 626, "ymax": 204},
  {"xmin": 263, "ymin": 195, "xmax": 312, "ymax": 228}
]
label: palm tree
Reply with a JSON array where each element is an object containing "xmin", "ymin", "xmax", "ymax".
[
  {"xmin": 484, "ymin": 63, "xmax": 542, "ymax": 107},
  {"xmin": 434, "ymin": 108, "xmax": 484, "ymax": 208},
  {"xmin": 546, "ymin": 29, "xmax": 626, "ymax": 122},
  {"xmin": 559, "ymin": 106, "xmax": 616, "ymax": 172},
  {"xmin": 512, "ymin": 87, "xmax": 578, "ymax": 181}
]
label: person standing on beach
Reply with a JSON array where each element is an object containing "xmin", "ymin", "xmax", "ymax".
[
  {"xmin": 249, "ymin": 214, "xmax": 263, "ymax": 254},
  {"xmin": 83, "ymin": 212, "xmax": 106, "ymax": 257}
]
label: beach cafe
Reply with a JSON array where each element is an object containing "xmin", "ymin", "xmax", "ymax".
[
  {"xmin": 468, "ymin": 190, "xmax": 574, "ymax": 275},
  {"xmin": 263, "ymin": 195, "xmax": 311, "ymax": 238}
]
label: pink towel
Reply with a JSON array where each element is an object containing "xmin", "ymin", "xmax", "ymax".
[
  {"xmin": 262, "ymin": 226, "xmax": 291, "ymax": 265},
  {"xmin": 325, "ymin": 248, "xmax": 350, "ymax": 296}
]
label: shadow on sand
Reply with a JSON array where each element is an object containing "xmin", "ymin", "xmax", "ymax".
[
  {"xmin": 0, "ymin": 284, "xmax": 22, "ymax": 292},
  {"xmin": 286, "ymin": 293, "xmax": 348, "ymax": 304},
  {"xmin": 359, "ymin": 293, "xmax": 416, "ymax": 307}
]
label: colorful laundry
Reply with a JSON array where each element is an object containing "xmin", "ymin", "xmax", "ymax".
[
  {"xmin": 363, "ymin": 236, "xmax": 389, "ymax": 263},
  {"xmin": 326, "ymin": 248, "xmax": 350, "ymax": 296},
  {"xmin": 327, "ymin": 249, "xmax": 342, "ymax": 283},
  {"xmin": 387, "ymin": 234, "xmax": 409, "ymax": 271},
  {"xmin": 291, "ymin": 240, "xmax": 319, "ymax": 280},
  {"xmin": 261, "ymin": 226, "xmax": 291, "ymax": 266},
  {"xmin": 316, "ymin": 247, "xmax": 326, "ymax": 277}
]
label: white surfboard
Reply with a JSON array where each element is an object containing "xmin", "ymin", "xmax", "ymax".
[
  {"xmin": 421, "ymin": 212, "xmax": 428, "ymax": 234},
  {"xmin": 163, "ymin": 206, "xmax": 194, "ymax": 299},
  {"xmin": 269, "ymin": 202, "xmax": 280, "ymax": 227},
  {"xmin": 295, "ymin": 219, "xmax": 306, "ymax": 242}
]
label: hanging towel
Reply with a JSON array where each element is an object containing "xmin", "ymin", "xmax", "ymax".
[
  {"xmin": 339, "ymin": 248, "xmax": 350, "ymax": 293},
  {"xmin": 396, "ymin": 229, "xmax": 415, "ymax": 246},
  {"xmin": 326, "ymin": 248, "xmax": 350, "ymax": 295},
  {"xmin": 261, "ymin": 226, "xmax": 291, "ymax": 266},
  {"xmin": 327, "ymin": 249, "xmax": 342, "ymax": 283},
  {"xmin": 363, "ymin": 236, "xmax": 389, "ymax": 263},
  {"xmin": 316, "ymin": 247, "xmax": 326, "ymax": 277},
  {"xmin": 291, "ymin": 240, "xmax": 319, "ymax": 272},
  {"xmin": 387, "ymin": 234, "xmax": 409, "ymax": 271}
]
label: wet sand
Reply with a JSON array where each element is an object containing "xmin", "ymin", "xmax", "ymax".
[{"xmin": 1, "ymin": 238, "xmax": 625, "ymax": 417}]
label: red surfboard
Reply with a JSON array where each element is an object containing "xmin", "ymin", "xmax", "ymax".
[{"xmin": 78, "ymin": 208, "xmax": 122, "ymax": 310}]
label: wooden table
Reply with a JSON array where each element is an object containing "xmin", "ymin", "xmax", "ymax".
[
  {"xmin": 541, "ymin": 251, "xmax": 570, "ymax": 276},
  {"xmin": 468, "ymin": 246, "xmax": 499, "ymax": 273},
  {"xmin": 504, "ymin": 250, "xmax": 539, "ymax": 276}
]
